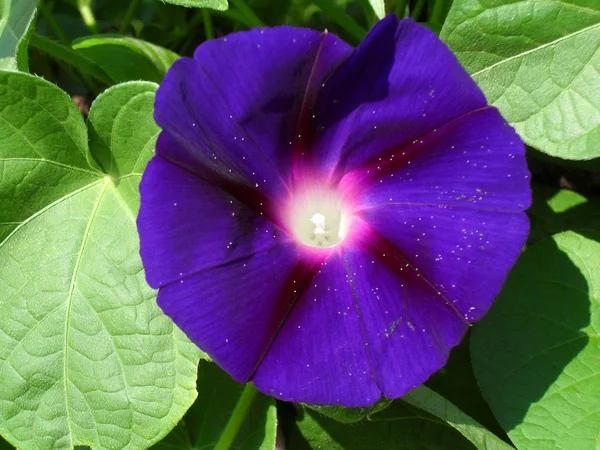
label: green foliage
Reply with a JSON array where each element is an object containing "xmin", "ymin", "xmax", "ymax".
[
  {"xmin": 528, "ymin": 183, "xmax": 600, "ymax": 244},
  {"xmin": 1, "ymin": 0, "xmax": 600, "ymax": 448},
  {"xmin": 0, "ymin": 0, "xmax": 38, "ymax": 71},
  {"xmin": 402, "ymin": 386, "xmax": 515, "ymax": 450},
  {"xmin": 0, "ymin": 73, "xmax": 201, "ymax": 449},
  {"xmin": 471, "ymin": 231, "xmax": 600, "ymax": 450},
  {"xmin": 305, "ymin": 397, "xmax": 392, "ymax": 423},
  {"xmin": 426, "ymin": 332, "xmax": 506, "ymax": 438},
  {"xmin": 72, "ymin": 36, "xmax": 179, "ymax": 84},
  {"xmin": 441, "ymin": 0, "xmax": 600, "ymax": 160},
  {"xmin": 286, "ymin": 401, "xmax": 476, "ymax": 450},
  {"xmin": 154, "ymin": 361, "xmax": 276, "ymax": 450},
  {"xmin": 367, "ymin": 0, "xmax": 385, "ymax": 18},
  {"xmin": 160, "ymin": 0, "xmax": 229, "ymax": 11}
]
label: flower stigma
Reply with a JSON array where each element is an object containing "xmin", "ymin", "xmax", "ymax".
[{"xmin": 288, "ymin": 186, "xmax": 351, "ymax": 249}]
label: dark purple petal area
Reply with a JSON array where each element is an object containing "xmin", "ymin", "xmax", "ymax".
[
  {"xmin": 352, "ymin": 107, "xmax": 531, "ymax": 212},
  {"xmin": 312, "ymin": 16, "xmax": 486, "ymax": 179},
  {"xmin": 361, "ymin": 206, "xmax": 529, "ymax": 323},
  {"xmin": 351, "ymin": 107, "xmax": 531, "ymax": 323},
  {"xmin": 138, "ymin": 156, "xmax": 289, "ymax": 289},
  {"xmin": 342, "ymin": 241, "xmax": 469, "ymax": 399},
  {"xmin": 156, "ymin": 243, "xmax": 309, "ymax": 381},
  {"xmin": 154, "ymin": 27, "xmax": 352, "ymax": 197},
  {"xmin": 253, "ymin": 253, "xmax": 380, "ymax": 406}
]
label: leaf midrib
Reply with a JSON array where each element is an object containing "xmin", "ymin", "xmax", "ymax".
[{"xmin": 471, "ymin": 22, "xmax": 600, "ymax": 77}]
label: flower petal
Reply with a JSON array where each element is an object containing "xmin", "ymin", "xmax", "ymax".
[
  {"xmin": 156, "ymin": 243, "xmax": 309, "ymax": 382},
  {"xmin": 351, "ymin": 107, "xmax": 530, "ymax": 322},
  {"xmin": 312, "ymin": 17, "xmax": 487, "ymax": 178},
  {"xmin": 353, "ymin": 107, "xmax": 531, "ymax": 212},
  {"xmin": 361, "ymin": 206, "xmax": 529, "ymax": 323},
  {"xmin": 252, "ymin": 252, "xmax": 380, "ymax": 406},
  {"xmin": 138, "ymin": 156, "xmax": 289, "ymax": 289},
  {"xmin": 154, "ymin": 27, "xmax": 352, "ymax": 197},
  {"xmin": 341, "ymin": 243, "xmax": 470, "ymax": 399}
]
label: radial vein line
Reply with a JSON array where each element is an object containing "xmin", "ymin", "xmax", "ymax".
[
  {"xmin": 0, "ymin": 181, "xmax": 104, "ymax": 248},
  {"xmin": 472, "ymin": 22, "xmax": 600, "ymax": 77},
  {"xmin": 0, "ymin": 157, "xmax": 102, "ymax": 176},
  {"xmin": 63, "ymin": 181, "xmax": 108, "ymax": 445}
]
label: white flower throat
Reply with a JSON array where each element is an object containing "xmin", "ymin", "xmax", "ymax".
[{"xmin": 289, "ymin": 188, "xmax": 349, "ymax": 248}]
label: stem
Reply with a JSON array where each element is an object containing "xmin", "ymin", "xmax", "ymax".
[
  {"xmin": 119, "ymin": 0, "xmax": 142, "ymax": 34},
  {"xmin": 214, "ymin": 384, "xmax": 258, "ymax": 450},
  {"xmin": 313, "ymin": 0, "xmax": 367, "ymax": 42},
  {"xmin": 230, "ymin": 0, "xmax": 265, "ymax": 27},
  {"xmin": 431, "ymin": 0, "xmax": 447, "ymax": 23},
  {"xmin": 40, "ymin": 2, "xmax": 69, "ymax": 44},
  {"xmin": 202, "ymin": 9, "xmax": 214, "ymax": 40},
  {"xmin": 410, "ymin": 0, "xmax": 427, "ymax": 20},
  {"xmin": 77, "ymin": 0, "xmax": 98, "ymax": 34},
  {"xmin": 29, "ymin": 33, "xmax": 112, "ymax": 86},
  {"xmin": 396, "ymin": 0, "xmax": 408, "ymax": 17}
]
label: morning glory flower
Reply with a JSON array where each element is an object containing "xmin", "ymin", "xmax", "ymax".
[{"xmin": 137, "ymin": 16, "xmax": 531, "ymax": 407}]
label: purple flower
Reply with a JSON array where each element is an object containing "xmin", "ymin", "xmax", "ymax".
[{"xmin": 138, "ymin": 16, "xmax": 531, "ymax": 407}]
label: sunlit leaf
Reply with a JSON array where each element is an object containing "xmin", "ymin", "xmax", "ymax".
[
  {"xmin": 159, "ymin": 0, "xmax": 228, "ymax": 11},
  {"xmin": 0, "ymin": 73, "xmax": 201, "ymax": 449},
  {"xmin": 0, "ymin": 0, "xmax": 38, "ymax": 71},
  {"xmin": 441, "ymin": 0, "xmax": 600, "ymax": 160}
]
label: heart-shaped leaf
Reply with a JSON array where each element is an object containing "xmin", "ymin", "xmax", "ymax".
[{"xmin": 0, "ymin": 73, "xmax": 201, "ymax": 449}]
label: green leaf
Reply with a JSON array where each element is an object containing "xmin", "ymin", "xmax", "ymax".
[
  {"xmin": 0, "ymin": 72, "xmax": 201, "ymax": 449},
  {"xmin": 72, "ymin": 35, "xmax": 179, "ymax": 84},
  {"xmin": 0, "ymin": 0, "xmax": 38, "ymax": 71},
  {"xmin": 441, "ymin": 0, "xmax": 600, "ymax": 160},
  {"xmin": 528, "ymin": 184, "xmax": 600, "ymax": 244},
  {"xmin": 160, "ymin": 0, "xmax": 229, "ymax": 11},
  {"xmin": 367, "ymin": 0, "xmax": 385, "ymax": 18},
  {"xmin": 471, "ymin": 231, "xmax": 600, "ymax": 450},
  {"xmin": 287, "ymin": 402, "xmax": 475, "ymax": 450},
  {"xmin": 154, "ymin": 361, "xmax": 277, "ymax": 450},
  {"xmin": 403, "ymin": 386, "xmax": 515, "ymax": 450},
  {"xmin": 304, "ymin": 398, "xmax": 392, "ymax": 424},
  {"xmin": 426, "ymin": 331, "xmax": 507, "ymax": 439}
]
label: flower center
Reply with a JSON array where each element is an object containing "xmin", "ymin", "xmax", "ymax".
[{"xmin": 288, "ymin": 188, "xmax": 350, "ymax": 248}]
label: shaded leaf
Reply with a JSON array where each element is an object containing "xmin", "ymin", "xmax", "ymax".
[
  {"xmin": 154, "ymin": 361, "xmax": 276, "ymax": 450},
  {"xmin": 0, "ymin": 0, "xmax": 38, "ymax": 71},
  {"xmin": 72, "ymin": 35, "xmax": 179, "ymax": 84},
  {"xmin": 0, "ymin": 73, "xmax": 201, "ymax": 449},
  {"xmin": 528, "ymin": 184, "xmax": 600, "ymax": 243},
  {"xmin": 472, "ymin": 231, "xmax": 600, "ymax": 450},
  {"xmin": 402, "ymin": 386, "xmax": 515, "ymax": 450},
  {"xmin": 304, "ymin": 397, "xmax": 391, "ymax": 424},
  {"xmin": 441, "ymin": 0, "xmax": 600, "ymax": 160},
  {"xmin": 287, "ymin": 401, "xmax": 475, "ymax": 449},
  {"xmin": 426, "ymin": 331, "xmax": 507, "ymax": 439}
]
